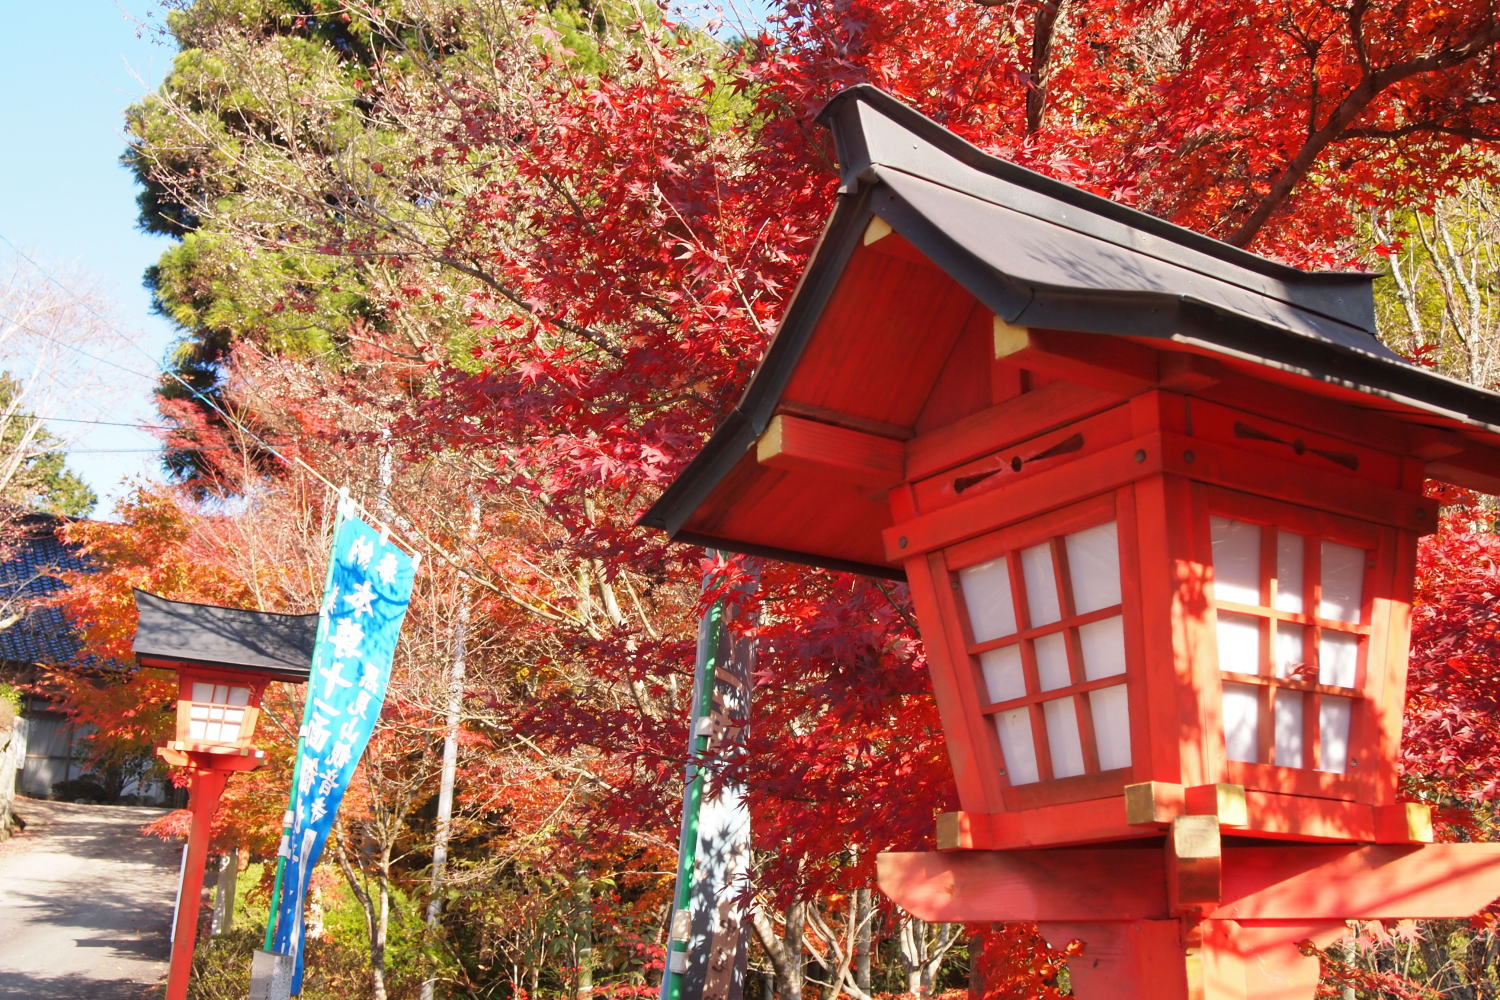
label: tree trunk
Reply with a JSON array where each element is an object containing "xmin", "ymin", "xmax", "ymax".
[
  {"xmin": 332, "ymin": 826, "xmax": 390, "ymax": 1000},
  {"xmin": 968, "ymin": 926, "xmax": 988, "ymax": 998},
  {"xmin": 371, "ymin": 853, "xmax": 391, "ymax": 1000},
  {"xmin": 1025, "ymin": 0, "xmax": 1063, "ymax": 134},
  {"xmin": 923, "ymin": 923, "xmax": 960, "ymax": 991},
  {"xmin": 784, "ymin": 901, "xmax": 804, "ymax": 1000},
  {"xmin": 576, "ymin": 869, "xmax": 594, "ymax": 997},
  {"xmin": 898, "ymin": 915, "xmax": 925, "ymax": 995},
  {"xmin": 750, "ymin": 902, "xmax": 803, "ymax": 1000},
  {"xmin": 420, "ymin": 578, "xmax": 470, "ymax": 1000},
  {"xmin": 210, "ymin": 852, "xmax": 236, "ymax": 935},
  {"xmin": 854, "ymin": 888, "xmax": 872, "ymax": 994}
]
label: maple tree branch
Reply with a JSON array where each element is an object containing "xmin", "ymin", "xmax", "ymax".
[
  {"xmin": 1226, "ymin": 14, "xmax": 1500, "ymax": 246},
  {"xmin": 429, "ymin": 252, "xmax": 624, "ymax": 360},
  {"xmin": 1027, "ymin": 1, "xmax": 1063, "ymax": 135},
  {"xmin": 1343, "ymin": 122, "xmax": 1500, "ymax": 142},
  {"xmin": 872, "ymin": 579, "xmax": 920, "ymax": 633},
  {"xmin": 1273, "ymin": 8, "xmax": 1330, "ymax": 135},
  {"xmin": 968, "ymin": 0, "xmax": 1062, "ymax": 134},
  {"xmin": 1348, "ymin": 0, "xmax": 1373, "ymax": 78},
  {"xmin": 802, "ymin": 901, "xmax": 875, "ymax": 1000}
]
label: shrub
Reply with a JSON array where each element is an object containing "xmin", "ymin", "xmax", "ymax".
[
  {"xmin": 49, "ymin": 774, "xmax": 109, "ymax": 802},
  {"xmin": 0, "ymin": 683, "xmax": 19, "ymax": 732}
]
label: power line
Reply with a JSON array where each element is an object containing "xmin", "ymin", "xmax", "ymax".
[
  {"xmin": 67, "ymin": 448, "xmax": 224, "ymax": 454},
  {"xmin": 31, "ymin": 414, "xmax": 176, "ymax": 431},
  {"xmin": 0, "ymin": 233, "xmax": 425, "ymax": 561}
]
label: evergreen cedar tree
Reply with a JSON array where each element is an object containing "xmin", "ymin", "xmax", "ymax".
[{"xmin": 62, "ymin": 0, "xmax": 1500, "ymax": 994}]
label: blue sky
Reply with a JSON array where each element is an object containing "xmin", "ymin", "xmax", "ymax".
[{"xmin": 0, "ymin": 3, "xmax": 177, "ymax": 517}]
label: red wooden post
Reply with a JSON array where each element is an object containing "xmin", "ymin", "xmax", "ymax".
[{"xmin": 166, "ymin": 764, "xmax": 232, "ymax": 1000}]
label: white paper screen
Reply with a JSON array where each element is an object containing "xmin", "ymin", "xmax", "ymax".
[
  {"xmin": 1222, "ymin": 683, "xmax": 1260, "ymax": 763},
  {"xmin": 1065, "ymin": 522, "xmax": 1121, "ymax": 614},
  {"xmin": 1319, "ymin": 696, "xmax": 1352, "ymax": 773},
  {"xmin": 994, "ymin": 708, "xmax": 1039, "ymax": 785},
  {"xmin": 1216, "ymin": 613, "xmax": 1261, "ymax": 674},
  {"xmin": 1089, "ymin": 685, "xmax": 1132, "ymax": 770},
  {"xmin": 1274, "ymin": 690, "xmax": 1305, "ymax": 768},
  {"xmin": 1035, "ymin": 632, "xmax": 1071, "ymax": 691},
  {"xmin": 979, "ymin": 645, "xmax": 1027, "ymax": 704},
  {"xmin": 1079, "ymin": 615, "xmax": 1127, "ymax": 680},
  {"xmin": 1021, "ymin": 543, "xmax": 1061, "ymax": 626},
  {"xmin": 1320, "ymin": 541, "xmax": 1365, "ymax": 623},
  {"xmin": 1211, "ymin": 516, "xmax": 1262, "ymax": 606},
  {"xmin": 1043, "ymin": 698, "xmax": 1085, "ymax": 778},
  {"xmin": 1275, "ymin": 531, "xmax": 1305, "ymax": 613},
  {"xmin": 960, "ymin": 556, "xmax": 1016, "ymax": 643},
  {"xmin": 1274, "ymin": 624, "xmax": 1307, "ymax": 679},
  {"xmin": 1319, "ymin": 633, "xmax": 1360, "ymax": 688}
]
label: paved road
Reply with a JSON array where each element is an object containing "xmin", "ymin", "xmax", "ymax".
[{"xmin": 0, "ymin": 797, "xmax": 178, "ymax": 999}]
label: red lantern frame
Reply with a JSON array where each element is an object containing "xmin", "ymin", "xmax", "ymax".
[
  {"xmin": 163, "ymin": 664, "xmax": 272, "ymax": 760},
  {"xmin": 882, "ymin": 380, "xmax": 1433, "ymax": 850}
]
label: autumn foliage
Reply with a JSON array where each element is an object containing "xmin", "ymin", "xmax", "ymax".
[{"xmin": 29, "ymin": 0, "xmax": 1500, "ymax": 996}]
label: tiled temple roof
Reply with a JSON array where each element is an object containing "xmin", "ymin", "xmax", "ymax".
[{"xmin": 0, "ymin": 512, "xmax": 90, "ymax": 666}]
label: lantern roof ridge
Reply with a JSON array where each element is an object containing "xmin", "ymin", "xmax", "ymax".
[
  {"xmin": 132, "ymin": 589, "xmax": 316, "ymax": 681},
  {"xmin": 819, "ymin": 85, "xmax": 1385, "ymax": 351},
  {"xmin": 821, "ymin": 85, "xmax": 1375, "ymax": 313}
]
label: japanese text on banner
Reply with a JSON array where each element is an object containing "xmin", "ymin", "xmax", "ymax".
[{"xmin": 271, "ymin": 514, "xmax": 415, "ymax": 990}]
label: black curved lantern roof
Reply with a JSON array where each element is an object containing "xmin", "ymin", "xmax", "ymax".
[
  {"xmin": 641, "ymin": 85, "xmax": 1500, "ymax": 575},
  {"xmin": 133, "ymin": 589, "xmax": 315, "ymax": 682}
]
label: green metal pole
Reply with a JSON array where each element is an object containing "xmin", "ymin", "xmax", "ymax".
[
  {"xmin": 661, "ymin": 588, "xmax": 726, "ymax": 1000},
  {"xmin": 263, "ymin": 500, "xmax": 346, "ymax": 952}
]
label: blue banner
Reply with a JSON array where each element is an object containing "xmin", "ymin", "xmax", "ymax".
[{"xmin": 271, "ymin": 513, "xmax": 416, "ymax": 992}]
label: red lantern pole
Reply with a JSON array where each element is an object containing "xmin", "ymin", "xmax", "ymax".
[
  {"xmin": 165, "ymin": 763, "xmax": 229, "ymax": 1000},
  {"xmin": 160, "ymin": 749, "xmax": 261, "ymax": 1000}
]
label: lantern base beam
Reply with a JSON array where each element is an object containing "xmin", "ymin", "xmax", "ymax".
[
  {"xmin": 940, "ymin": 789, "xmax": 1435, "ymax": 852},
  {"xmin": 884, "ymin": 843, "xmax": 1500, "ymax": 999},
  {"xmin": 157, "ymin": 746, "xmax": 265, "ymax": 772},
  {"xmin": 937, "ymin": 798, "xmax": 1161, "ymax": 852},
  {"xmin": 879, "ymin": 842, "xmax": 1500, "ymax": 924}
]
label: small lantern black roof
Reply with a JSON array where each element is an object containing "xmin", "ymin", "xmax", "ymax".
[
  {"xmin": 641, "ymin": 85, "xmax": 1500, "ymax": 575},
  {"xmin": 132, "ymin": 590, "xmax": 316, "ymax": 682}
]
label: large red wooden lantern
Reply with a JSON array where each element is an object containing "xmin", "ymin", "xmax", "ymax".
[
  {"xmin": 643, "ymin": 86, "xmax": 1500, "ymax": 999},
  {"xmin": 134, "ymin": 590, "xmax": 316, "ymax": 1000}
]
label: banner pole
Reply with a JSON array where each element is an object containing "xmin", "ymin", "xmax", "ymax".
[
  {"xmin": 263, "ymin": 496, "xmax": 347, "ymax": 951},
  {"xmin": 661, "ymin": 560, "xmax": 727, "ymax": 1000}
]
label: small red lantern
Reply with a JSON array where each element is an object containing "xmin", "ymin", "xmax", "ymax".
[
  {"xmin": 134, "ymin": 590, "xmax": 315, "ymax": 1000},
  {"xmin": 164, "ymin": 666, "xmax": 268, "ymax": 760},
  {"xmin": 644, "ymin": 86, "xmax": 1500, "ymax": 999}
]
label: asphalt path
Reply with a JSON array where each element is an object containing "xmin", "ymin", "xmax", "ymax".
[{"xmin": 0, "ymin": 797, "xmax": 178, "ymax": 999}]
